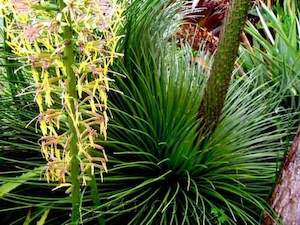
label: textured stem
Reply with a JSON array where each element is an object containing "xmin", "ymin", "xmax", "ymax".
[
  {"xmin": 198, "ymin": 0, "xmax": 250, "ymax": 136},
  {"xmin": 90, "ymin": 174, "xmax": 105, "ymax": 225},
  {"xmin": 58, "ymin": 1, "xmax": 81, "ymax": 224}
]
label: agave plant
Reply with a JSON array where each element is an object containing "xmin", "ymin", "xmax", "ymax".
[{"xmin": 79, "ymin": 0, "xmax": 291, "ymax": 224}]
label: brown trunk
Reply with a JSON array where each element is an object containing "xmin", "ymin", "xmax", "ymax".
[{"xmin": 263, "ymin": 129, "xmax": 300, "ymax": 225}]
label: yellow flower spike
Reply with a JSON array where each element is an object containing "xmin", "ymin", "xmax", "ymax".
[
  {"xmin": 45, "ymin": 90, "xmax": 53, "ymax": 107},
  {"xmin": 100, "ymin": 122, "xmax": 105, "ymax": 139},
  {"xmin": 103, "ymin": 111, "xmax": 108, "ymax": 138},
  {"xmin": 99, "ymin": 171, "xmax": 103, "ymax": 183},
  {"xmin": 16, "ymin": 13, "xmax": 29, "ymax": 24},
  {"xmin": 77, "ymin": 141, "xmax": 84, "ymax": 155},
  {"xmin": 81, "ymin": 173, "xmax": 92, "ymax": 186},
  {"xmin": 64, "ymin": 94, "xmax": 72, "ymax": 112},
  {"xmin": 78, "ymin": 61, "xmax": 87, "ymax": 73},
  {"xmin": 82, "ymin": 176, "xmax": 87, "ymax": 186},
  {"xmin": 2, "ymin": 0, "xmax": 124, "ymax": 187},
  {"xmin": 71, "ymin": 115, "xmax": 82, "ymax": 140},
  {"xmin": 33, "ymin": 41, "xmax": 41, "ymax": 53},
  {"xmin": 103, "ymin": 63, "xmax": 109, "ymax": 82},
  {"xmin": 55, "ymin": 168, "xmax": 61, "ymax": 182}
]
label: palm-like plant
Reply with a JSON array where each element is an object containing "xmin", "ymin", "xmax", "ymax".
[{"xmin": 83, "ymin": 0, "xmax": 290, "ymax": 224}]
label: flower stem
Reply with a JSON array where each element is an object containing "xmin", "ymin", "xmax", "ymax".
[
  {"xmin": 198, "ymin": 0, "xmax": 251, "ymax": 136},
  {"xmin": 90, "ymin": 174, "xmax": 105, "ymax": 225},
  {"xmin": 58, "ymin": 1, "xmax": 81, "ymax": 224}
]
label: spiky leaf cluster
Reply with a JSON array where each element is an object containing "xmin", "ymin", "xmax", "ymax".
[
  {"xmin": 0, "ymin": 0, "xmax": 297, "ymax": 224},
  {"xmin": 74, "ymin": 0, "xmax": 291, "ymax": 224}
]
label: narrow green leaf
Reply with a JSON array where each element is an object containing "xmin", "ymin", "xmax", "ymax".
[
  {"xmin": 256, "ymin": 6, "xmax": 275, "ymax": 45},
  {"xmin": 0, "ymin": 167, "xmax": 42, "ymax": 198},
  {"xmin": 36, "ymin": 209, "xmax": 50, "ymax": 225},
  {"xmin": 23, "ymin": 209, "xmax": 32, "ymax": 225}
]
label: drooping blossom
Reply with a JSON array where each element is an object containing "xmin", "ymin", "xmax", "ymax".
[
  {"xmin": 24, "ymin": 24, "xmax": 42, "ymax": 43},
  {"xmin": 12, "ymin": 0, "xmax": 30, "ymax": 13}
]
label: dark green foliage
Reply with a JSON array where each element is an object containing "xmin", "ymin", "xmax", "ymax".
[
  {"xmin": 0, "ymin": 1, "xmax": 297, "ymax": 224},
  {"xmin": 74, "ymin": 1, "xmax": 291, "ymax": 224},
  {"xmin": 241, "ymin": 0, "xmax": 300, "ymax": 109},
  {"xmin": 1, "ymin": 16, "xmax": 27, "ymax": 102}
]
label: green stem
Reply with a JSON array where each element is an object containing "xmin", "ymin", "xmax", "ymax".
[
  {"xmin": 198, "ymin": 0, "xmax": 251, "ymax": 136},
  {"xmin": 58, "ymin": 1, "xmax": 81, "ymax": 224},
  {"xmin": 90, "ymin": 174, "xmax": 105, "ymax": 225}
]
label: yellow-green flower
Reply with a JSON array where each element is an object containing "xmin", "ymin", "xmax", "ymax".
[{"xmin": 1, "ymin": 0, "xmax": 124, "ymax": 187}]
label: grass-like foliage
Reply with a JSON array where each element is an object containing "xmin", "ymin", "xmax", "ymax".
[
  {"xmin": 241, "ymin": 0, "xmax": 300, "ymax": 108},
  {"xmin": 0, "ymin": 0, "xmax": 296, "ymax": 224},
  {"xmin": 80, "ymin": 0, "xmax": 291, "ymax": 224}
]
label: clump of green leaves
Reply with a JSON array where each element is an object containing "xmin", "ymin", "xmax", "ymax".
[
  {"xmin": 241, "ymin": 0, "xmax": 300, "ymax": 107},
  {"xmin": 0, "ymin": 0, "xmax": 296, "ymax": 224},
  {"xmin": 76, "ymin": 0, "xmax": 291, "ymax": 224},
  {"xmin": 211, "ymin": 208, "xmax": 229, "ymax": 225}
]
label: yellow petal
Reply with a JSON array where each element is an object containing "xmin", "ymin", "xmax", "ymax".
[{"xmin": 40, "ymin": 120, "xmax": 47, "ymax": 135}]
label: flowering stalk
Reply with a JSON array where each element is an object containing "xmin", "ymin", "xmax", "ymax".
[
  {"xmin": 58, "ymin": 0, "xmax": 81, "ymax": 222},
  {"xmin": 198, "ymin": 0, "xmax": 250, "ymax": 136},
  {"xmin": 1, "ymin": 0, "xmax": 123, "ymax": 223}
]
